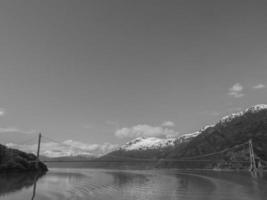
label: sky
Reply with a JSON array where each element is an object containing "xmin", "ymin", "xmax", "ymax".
[{"xmin": 0, "ymin": 0, "xmax": 267, "ymax": 156}]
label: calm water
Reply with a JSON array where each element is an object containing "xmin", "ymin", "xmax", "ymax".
[{"xmin": 0, "ymin": 168, "xmax": 266, "ymax": 200}]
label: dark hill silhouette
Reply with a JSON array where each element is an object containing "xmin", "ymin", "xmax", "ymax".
[{"xmin": 0, "ymin": 144, "xmax": 47, "ymax": 172}]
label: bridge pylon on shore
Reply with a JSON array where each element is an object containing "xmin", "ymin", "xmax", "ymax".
[
  {"xmin": 35, "ymin": 133, "xmax": 42, "ymax": 168},
  {"xmin": 249, "ymin": 139, "xmax": 262, "ymax": 177}
]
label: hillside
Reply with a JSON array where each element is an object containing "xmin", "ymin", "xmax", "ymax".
[
  {"xmin": 0, "ymin": 144, "xmax": 48, "ymax": 172},
  {"xmin": 169, "ymin": 105, "xmax": 267, "ymax": 158},
  {"xmin": 120, "ymin": 137, "xmax": 176, "ymax": 151},
  {"xmin": 101, "ymin": 104, "xmax": 267, "ymax": 170},
  {"xmin": 163, "ymin": 105, "xmax": 267, "ymax": 169},
  {"xmin": 100, "ymin": 131, "xmax": 199, "ymax": 161}
]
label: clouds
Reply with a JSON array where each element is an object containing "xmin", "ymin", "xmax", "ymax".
[
  {"xmin": 228, "ymin": 83, "xmax": 244, "ymax": 98},
  {"xmin": 252, "ymin": 84, "xmax": 265, "ymax": 90},
  {"xmin": 6, "ymin": 140, "xmax": 118, "ymax": 158},
  {"xmin": 162, "ymin": 121, "xmax": 175, "ymax": 127},
  {"xmin": 0, "ymin": 127, "xmax": 35, "ymax": 134},
  {"xmin": 228, "ymin": 83, "xmax": 265, "ymax": 98},
  {"xmin": 0, "ymin": 108, "xmax": 5, "ymax": 116},
  {"xmin": 115, "ymin": 122, "xmax": 179, "ymax": 139},
  {"xmin": 0, "ymin": 127, "xmax": 20, "ymax": 133}
]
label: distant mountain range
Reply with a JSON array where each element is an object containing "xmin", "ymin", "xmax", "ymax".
[
  {"xmin": 39, "ymin": 155, "xmax": 96, "ymax": 162},
  {"xmin": 100, "ymin": 104, "xmax": 267, "ymax": 169}
]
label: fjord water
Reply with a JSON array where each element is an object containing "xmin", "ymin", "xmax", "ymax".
[{"xmin": 0, "ymin": 169, "xmax": 266, "ymax": 200}]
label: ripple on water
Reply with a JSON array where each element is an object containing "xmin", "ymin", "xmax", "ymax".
[{"xmin": 0, "ymin": 169, "xmax": 266, "ymax": 200}]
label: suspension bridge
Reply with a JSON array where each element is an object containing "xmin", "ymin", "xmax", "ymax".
[{"xmin": 2, "ymin": 133, "xmax": 266, "ymax": 177}]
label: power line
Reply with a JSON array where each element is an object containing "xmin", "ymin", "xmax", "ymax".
[
  {"xmin": 179, "ymin": 141, "xmax": 249, "ymax": 160},
  {"xmin": 39, "ymin": 135, "xmax": 255, "ymax": 164}
]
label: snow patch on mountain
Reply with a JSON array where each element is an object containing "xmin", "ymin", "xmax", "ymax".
[
  {"xmin": 120, "ymin": 130, "xmax": 202, "ymax": 151},
  {"xmin": 200, "ymin": 124, "xmax": 215, "ymax": 131},
  {"xmin": 118, "ymin": 104, "xmax": 267, "ymax": 152},
  {"xmin": 120, "ymin": 137, "xmax": 176, "ymax": 151},
  {"xmin": 220, "ymin": 104, "xmax": 267, "ymax": 123},
  {"xmin": 178, "ymin": 132, "xmax": 200, "ymax": 141},
  {"xmin": 245, "ymin": 104, "xmax": 267, "ymax": 112},
  {"xmin": 118, "ymin": 124, "xmax": 216, "ymax": 151}
]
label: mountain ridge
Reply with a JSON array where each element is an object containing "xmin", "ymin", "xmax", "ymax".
[{"xmin": 101, "ymin": 104, "xmax": 267, "ymax": 169}]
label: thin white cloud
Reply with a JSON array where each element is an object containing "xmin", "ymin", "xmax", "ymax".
[
  {"xmin": 6, "ymin": 140, "xmax": 118, "ymax": 158},
  {"xmin": 0, "ymin": 127, "xmax": 20, "ymax": 133},
  {"xmin": 115, "ymin": 123, "xmax": 179, "ymax": 139},
  {"xmin": 0, "ymin": 108, "xmax": 5, "ymax": 116},
  {"xmin": 252, "ymin": 84, "xmax": 265, "ymax": 90},
  {"xmin": 162, "ymin": 121, "xmax": 175, "ymax": 127},
  {"xmin": 228, "ymin": 83, "xmax": 244, "ymax": 98},
  {"xmin": 0, "ymin": 127, "xmax": 36, "ymax": 134}
]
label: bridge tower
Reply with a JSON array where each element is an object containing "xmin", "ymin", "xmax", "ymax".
[{"xmin": 248, "ymin": 139, "xmax": 258, "ymax": 177}]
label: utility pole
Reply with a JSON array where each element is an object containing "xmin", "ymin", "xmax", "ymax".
[
  {"xmin": 36, "ymin": 133, "xmax": 42, "ymax": 168},
  {"xmin": 248, "ymin": 139, "xmax": 257, "ymax": 176},
  {"xmin": 37, "ymin": 133, "xmax": 41, "ymax": 159}
]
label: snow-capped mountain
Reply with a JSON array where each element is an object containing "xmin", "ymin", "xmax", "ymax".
[
  {"xmin": 176, "ymin": 105, "xmax": 267, "ymax": 143},
  {"xmin": 112, "ymin": 104, "xmax": 267, "ymax": 152},
  {"xmin": 101, "ymin": 104, "xmax": 267, "ymax": 167},
  {"xmin": 168, "ymin": 104, "xmax": 267, "ymax": 163},
  {"xmin": 177, "ymin": 124, "xmax": 215, "ymax": 142},
  {"xmin": 220, "ymin": 104, "xmax": 267, "ymax": 123},
  {"xmin": 109, "ymin": 125, "xmax": 216, "ymax": 153},
  {"xmin": 119, "ymin": 129, "xmax": 206, "ymax": 151},
  {"xmin": 120, "ymin": 137, "xmax": 176, "ymax": 151},
  {"xmin": 177, "ymin": 131, "xmax": 200, "ymax": 142}
]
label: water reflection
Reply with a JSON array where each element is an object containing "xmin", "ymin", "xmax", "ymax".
[
  {"xmin": 0, "ymin": 172, "xmax": 45, "ymax": 198},
  {"xmin": 0, "ymin": 169, "xmax": 266, "ymax": 200}
]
